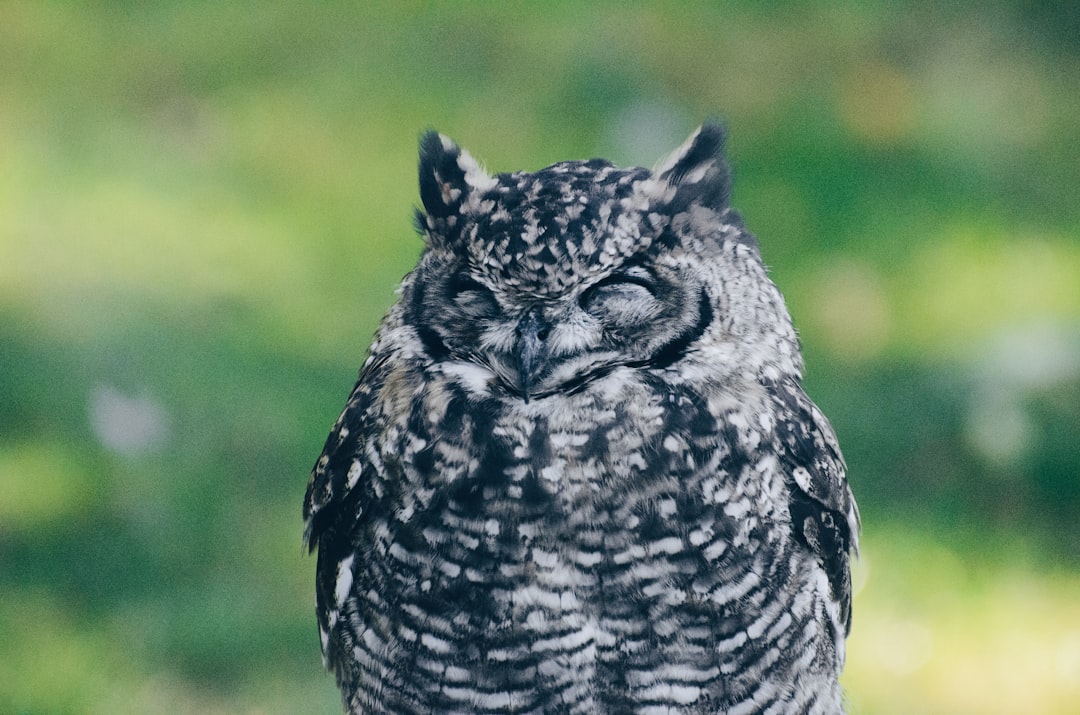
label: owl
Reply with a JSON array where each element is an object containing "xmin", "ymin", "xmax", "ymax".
[{"xmin": 304, "ymin": 124, "xmax": 859, "ymax": 714}]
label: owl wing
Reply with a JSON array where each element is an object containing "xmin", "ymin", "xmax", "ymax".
[
  {"xmin": 772, "ymin": 380, "xmax": 860, "ymax": 635},
  {"xmin": 303, "ymin": 354, "xmax": 387, "ymax": 553}
]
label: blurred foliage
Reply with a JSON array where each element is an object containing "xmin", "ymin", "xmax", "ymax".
[{"xmin": 1, "ymin": 1, "xmax": 1078, "ymax": 713}]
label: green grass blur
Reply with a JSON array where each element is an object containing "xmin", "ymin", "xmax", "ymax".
[{"xmin": 1, "ymin": 2, "xmax": 1078, "ymax": 713}]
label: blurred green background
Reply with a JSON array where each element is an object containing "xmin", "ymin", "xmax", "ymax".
[{"xmin": 1, "ymin": 2, "xmax": 1078, "ymax": 713}]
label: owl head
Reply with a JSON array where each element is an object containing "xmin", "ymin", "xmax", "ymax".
[{"xmin": 401, "ymin": 124, "xmax": 802, "ymax": 402}]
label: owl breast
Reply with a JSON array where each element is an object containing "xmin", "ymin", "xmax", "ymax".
[{"xmin": 326, "ymin": 359, "xmax": 829, "ymax": 713}]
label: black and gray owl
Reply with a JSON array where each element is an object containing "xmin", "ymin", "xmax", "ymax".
[{"xmin": 304, "ymin": 124, "xmax": 859, "ymax": 714}]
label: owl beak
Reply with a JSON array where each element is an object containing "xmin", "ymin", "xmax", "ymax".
[{"xmin": 516, "ymin": 309, "xmax": 551, "ymax": 402}]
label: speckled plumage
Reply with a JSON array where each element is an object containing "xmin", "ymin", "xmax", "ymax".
[{"xmin": 304, "ymin": 124, "xmax": 859, "ymax": 714}]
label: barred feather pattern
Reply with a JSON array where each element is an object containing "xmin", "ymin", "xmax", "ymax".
[{"xmin": 304, "ymin": 124, "xmax": 859, "ymax": 714}]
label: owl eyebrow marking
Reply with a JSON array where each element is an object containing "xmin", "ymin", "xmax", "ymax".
[
  {"xmin": 448, "ymin": 273, "xmax": 488, "ymax": 294},
  {"xmin": 594, "ymin": 264, "xmax": 656, "ymax": 291},
  {"xmin": 579, "ymin": 272, "xmax": 656, "ymax": 311},
  {"xmin": 577, "ymin": 258, "xmax": 657, "ymax": 303}
]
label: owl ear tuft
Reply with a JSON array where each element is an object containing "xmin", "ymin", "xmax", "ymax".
[
  {"xmin": 417, "ymin": 131, "xmax": 494, "ymax": 223},
  {"xmin": 654, "ymin": 123, "xmax": 731, "ymax": 212}
]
